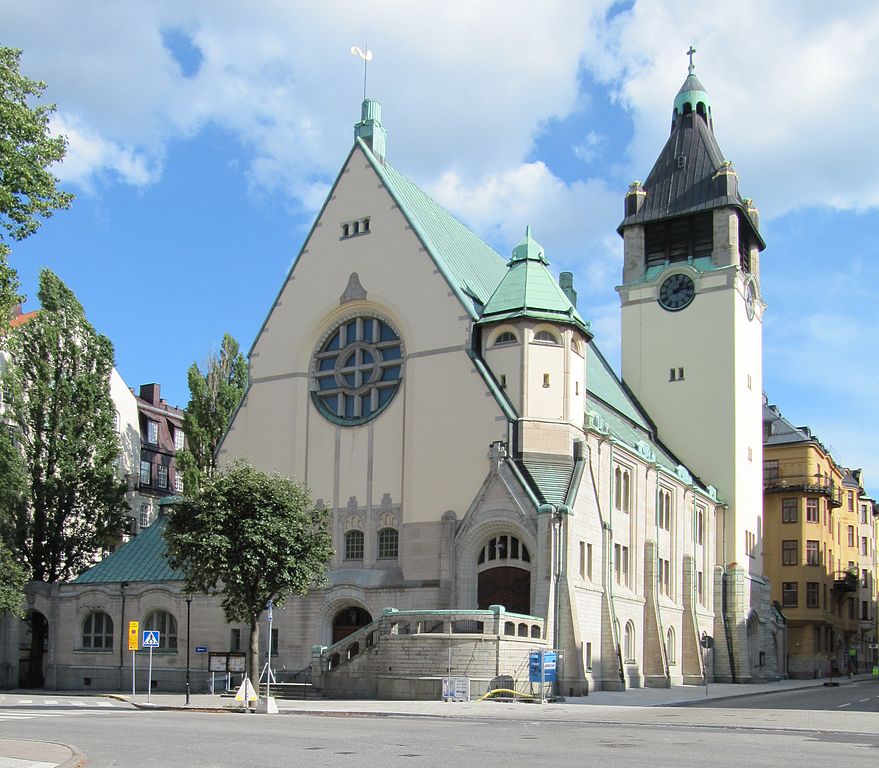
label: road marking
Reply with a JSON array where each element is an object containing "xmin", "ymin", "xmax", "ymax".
[
  {"xmin": 71, "ymin": 701, "xmax": 87, "ymax": 706},
  {"xmin": 18, "ymin": 699, "xmax": 32, "ymax": 704},
  {"xmin": 43, "ymin": 700, "xmax": 59, "ymax": 705},
  {"xmin": 837, "ymin": 702, "xmax": 851, "ymax": 708},
  {"xmin": 859, "ymin": 698, "xmax": 869, "ymax": 702},
  {"xmin": 96, "ymin": 701, "xmax": 115, "ymax": 707}
]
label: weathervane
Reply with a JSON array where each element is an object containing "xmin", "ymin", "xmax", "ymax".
[
  {"xmin": 350, "ymin": 44, "xmax": 373, "ymax": 102},
  {"xmin": 687, "ymin": 45, "xmax": 696, "ymax": 74}
]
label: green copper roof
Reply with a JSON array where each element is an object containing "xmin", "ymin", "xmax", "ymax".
[
  {"xmin": 74, "ymin": 515, "xmax": 183, "ymax": 584},
  {"xmin": 585, "ymin": 342, "xmax": 649, "ymax": 430},
  {"xmin": 518, "ymin": 457, "xmax": 574, "ymax": 506},
  {"xmin": 358, "ymin": 138, "xmax": 508, "ymax": 319},
  {"xmin": 477, "ymin": 227, "xmax": 590, "ymax": 334},
  {"xmin": 674, "ymin": 70, "xmax": 711, "ymax": 117}
]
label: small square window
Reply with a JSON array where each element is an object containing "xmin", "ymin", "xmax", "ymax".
[{"xmin": 543, "ymin": 373, "xmax": 550, "ymax": 388}]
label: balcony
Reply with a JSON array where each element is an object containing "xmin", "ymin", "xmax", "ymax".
[
  {"xmin": 832, "ymin": 570, "xmax": 858, "ymax": 592},
  {"xmin": 763, "ymin": 474, "xmax": 841, "ymax": 507}
]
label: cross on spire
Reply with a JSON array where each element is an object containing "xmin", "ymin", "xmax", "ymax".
[{"xmin": 687, "ymin": 46, "xmax": 696, "ymax": 74}]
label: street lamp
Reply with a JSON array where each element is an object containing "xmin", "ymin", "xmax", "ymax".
[{"xmin": 185, "ymin": 594, "xmax": 192, "ymax": 706}]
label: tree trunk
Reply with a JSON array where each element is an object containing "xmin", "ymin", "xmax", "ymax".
[{"xmin": 248, "ymin": 618, "xmax": 259, "ymax": 695}]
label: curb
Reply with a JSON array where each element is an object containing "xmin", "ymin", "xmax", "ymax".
[{"xmin": 665, "ymin": 674, "xmax": 876, "ymax": 707}]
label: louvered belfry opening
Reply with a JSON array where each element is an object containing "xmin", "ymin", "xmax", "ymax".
[{"xmin": 644, "ymin": 212, "xmax": 713, "ymax": 268}]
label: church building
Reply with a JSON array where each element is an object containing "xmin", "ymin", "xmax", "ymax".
[{"xmin": 2, "ymin": 58, "xmax": 786, "ymax": 696}]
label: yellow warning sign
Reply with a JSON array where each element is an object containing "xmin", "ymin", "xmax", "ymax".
[{"xmin": 128, "ymin": 621, "xmax": 139, "ymax": 651}]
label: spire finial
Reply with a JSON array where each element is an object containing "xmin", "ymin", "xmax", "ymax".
[
  {"xmin": 351, "ymin": 44, "xmax": 373, "ymax": 102},
  {"xmin": 687, "ymin": 45, "xmax": 696, "ymax": 74}
]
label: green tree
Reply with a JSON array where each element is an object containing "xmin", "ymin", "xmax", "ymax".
[
  {"xmin": 176, "ymin": 333, "xmax": 247, "ymax": 492},
  {"xmin": 164, "ymin": 459, "xmax": 333, "ymax": 688},
  {"xmin": 0, "ymin": 269, "xmax": 128, "ymax": 685},
  {"xmin": 0, "ymin": 539, "xmax": 27, "ymax": 617},
  {"xmin": 0, "ymin": 47, "xmax": 73, "ymax": 328}
]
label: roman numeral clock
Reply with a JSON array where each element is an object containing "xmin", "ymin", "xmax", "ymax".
[{"xmin": 658, "ymin": 273, "xmax": 696, "ymax": 311}]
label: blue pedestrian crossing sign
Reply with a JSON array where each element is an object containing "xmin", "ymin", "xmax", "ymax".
[{"xmin": 142, "ymin": 630, "xmax": 161, "ymax": 648}]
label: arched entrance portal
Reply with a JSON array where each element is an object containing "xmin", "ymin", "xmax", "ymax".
[
  {"xmin": 19, "ymin": 610, "xmax": 48, "ymax": 688},
  {"xmin": 476, "ymin": 534, "xmax": 531, "ymax": 615},
  {"xmin": 332, "ymin": 606, "xmax": 372, "ymax": 644}
]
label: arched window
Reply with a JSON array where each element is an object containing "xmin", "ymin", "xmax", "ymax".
[
  {"xmin": 659, "ymin": 489, "xmax": 672, "ymax": 531},
  {"xmin": 533, "ymin": 330, "xmax": 559, "ymax": 344},
  {"xmin": 82, "ymin": 611, "xmax": 113, "ymax": 649},
  {"xmin": 624, "ymin": 621, "xmax": 636, "ymax": 662},
  {"xmin": 143, "ymin": 610, "xmax": 178, "ymax": 651},
  {"xmin": 666, "ymin": 627, "xmax": 676, "ymax": 665},
  {"xmin": 571, "ymin": 338, "xmax": 584, "ymax": 356},
  {"xmin": 477, "ymin": 535, "xmax": 530, "ymax": 566},
  {"xmin": 344, "ymin": 530, "xmax": 364, "ymax": 560},
  {"xmin": 493, "ymin": 331, "xmax": 517, "ymax": 346},
  {"xmin": 377, "ymin": 528, "xmax": 398, "ymax": 559},
  {"xmin": 614, "ymin": 466, "xmax": 631, "ymax": 512}
]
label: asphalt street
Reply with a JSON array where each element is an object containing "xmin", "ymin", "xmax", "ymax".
[
  {"xmin": 1, "ymin": 688, "xmax": 878, "ymax": 768},
  {"xmin": 687, "ymin": 678, "xmax": 879, "ymax": 711}
]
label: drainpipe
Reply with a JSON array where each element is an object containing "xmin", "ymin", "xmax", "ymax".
[
  {"xmin": 118, "ymin": 581, "xmax": 128, "ymax": 691},
  {"xmin": 717, "ymin": 504, "xmax": 736, "ymax": 682}
]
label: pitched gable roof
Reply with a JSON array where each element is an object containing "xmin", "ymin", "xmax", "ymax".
[{"xmin": 358, "ymin": 138, "xmax": 508, "ymax": 319}]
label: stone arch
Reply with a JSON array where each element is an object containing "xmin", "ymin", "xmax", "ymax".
[
  {"xmin": 317, "ymin": 591, "xmax": 374, "ymax": 647},
  {"xmin": 455, "ymin": 514, "xmax": 536, "ymax": 614}
]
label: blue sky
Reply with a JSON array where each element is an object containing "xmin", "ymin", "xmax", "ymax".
[{"xmin": 3, "ymin": 1, "xmax": 878, "ymax": 495}]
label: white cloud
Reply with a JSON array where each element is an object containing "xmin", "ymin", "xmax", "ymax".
[
  {"xmin": 583, "ymin": 0, "xmax": 879, "ymax": 219},
  {"xmin": 50, "ymin": 114, "xmax": 161, "ymax": 189},
  {"xmin": 572, "ymin": 131, "xmax": 605, "ymax": 164}
]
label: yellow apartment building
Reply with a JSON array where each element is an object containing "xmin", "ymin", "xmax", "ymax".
[{"xmin": 763, "ymin": 400, "xmax": 864, "ymax": 677}]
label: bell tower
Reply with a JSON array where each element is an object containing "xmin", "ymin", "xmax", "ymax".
[{"xmin": 617, "ymin": 51, "xmax": 766, "ymax": 575}]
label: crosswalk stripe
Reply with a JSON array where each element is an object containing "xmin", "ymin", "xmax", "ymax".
[
  {"xmin": 96, "ymin": 701, "xmax": 115, "ymax": 707},
  {"xmin": 18, "ymin": 699, "xmax": 32, "ymax": 704},
  {"xmin": 43, "ymin": 700, "xmax": 59, "ymax": 705}
]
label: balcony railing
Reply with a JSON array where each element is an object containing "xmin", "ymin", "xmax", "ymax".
[
  {"xmin": 832, "ymin": 570, "xmax": 858, "ymax": 593},
  {"xmin": 763, "ymin": 475, "xmax": 841, "ymax": 507}
]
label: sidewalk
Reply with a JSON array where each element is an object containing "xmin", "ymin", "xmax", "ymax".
[
  {"xmin": 114, "ymin": 672, "xmax": 877, "ymax": 715},
  {"xmin": 0, "ymin": 738, "xmax": 84, "ymax": 768}
]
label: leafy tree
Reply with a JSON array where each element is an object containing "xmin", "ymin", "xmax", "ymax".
[
  {"xmin": 176, "ymin": 333, "xmax": 247, "ymax": 492},
  {"xmin": 0, "ymin": 47, "xmax": 73, "ymax": 328},
  {"xmin": 0, "ymin": 269, "xmax": 128, "ymax": 685},
  {"xmin": 0, "ymin": 539, "xmax": 27, "ymax": 617},
  {"xmin": 165, "ymin": 459, "xmax": 333, "ymax": 688}
]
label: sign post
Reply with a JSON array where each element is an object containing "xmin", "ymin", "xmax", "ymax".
[
  {"xmin": 700, "ymin": 633, "xmax": 714, "ymax": 697},
  {"xmin": 142, "ymin": 630, "xmax": 161, "ymax": 703},
  {"xmin": 128, "ymin": 621, "xmax": 139, "ymax": 697},
  {"xmin": 266, "ymin": 600, "xmax": 273, "ymax": 702}
]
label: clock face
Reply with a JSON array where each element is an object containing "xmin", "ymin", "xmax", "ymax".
[
  {"xmin": 745, "ymin": 280, "xmax": 757, "ymax": 320},
  {"xmin": 658, "ymin": 273, "xmax": 695, "ymax": 311}
]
